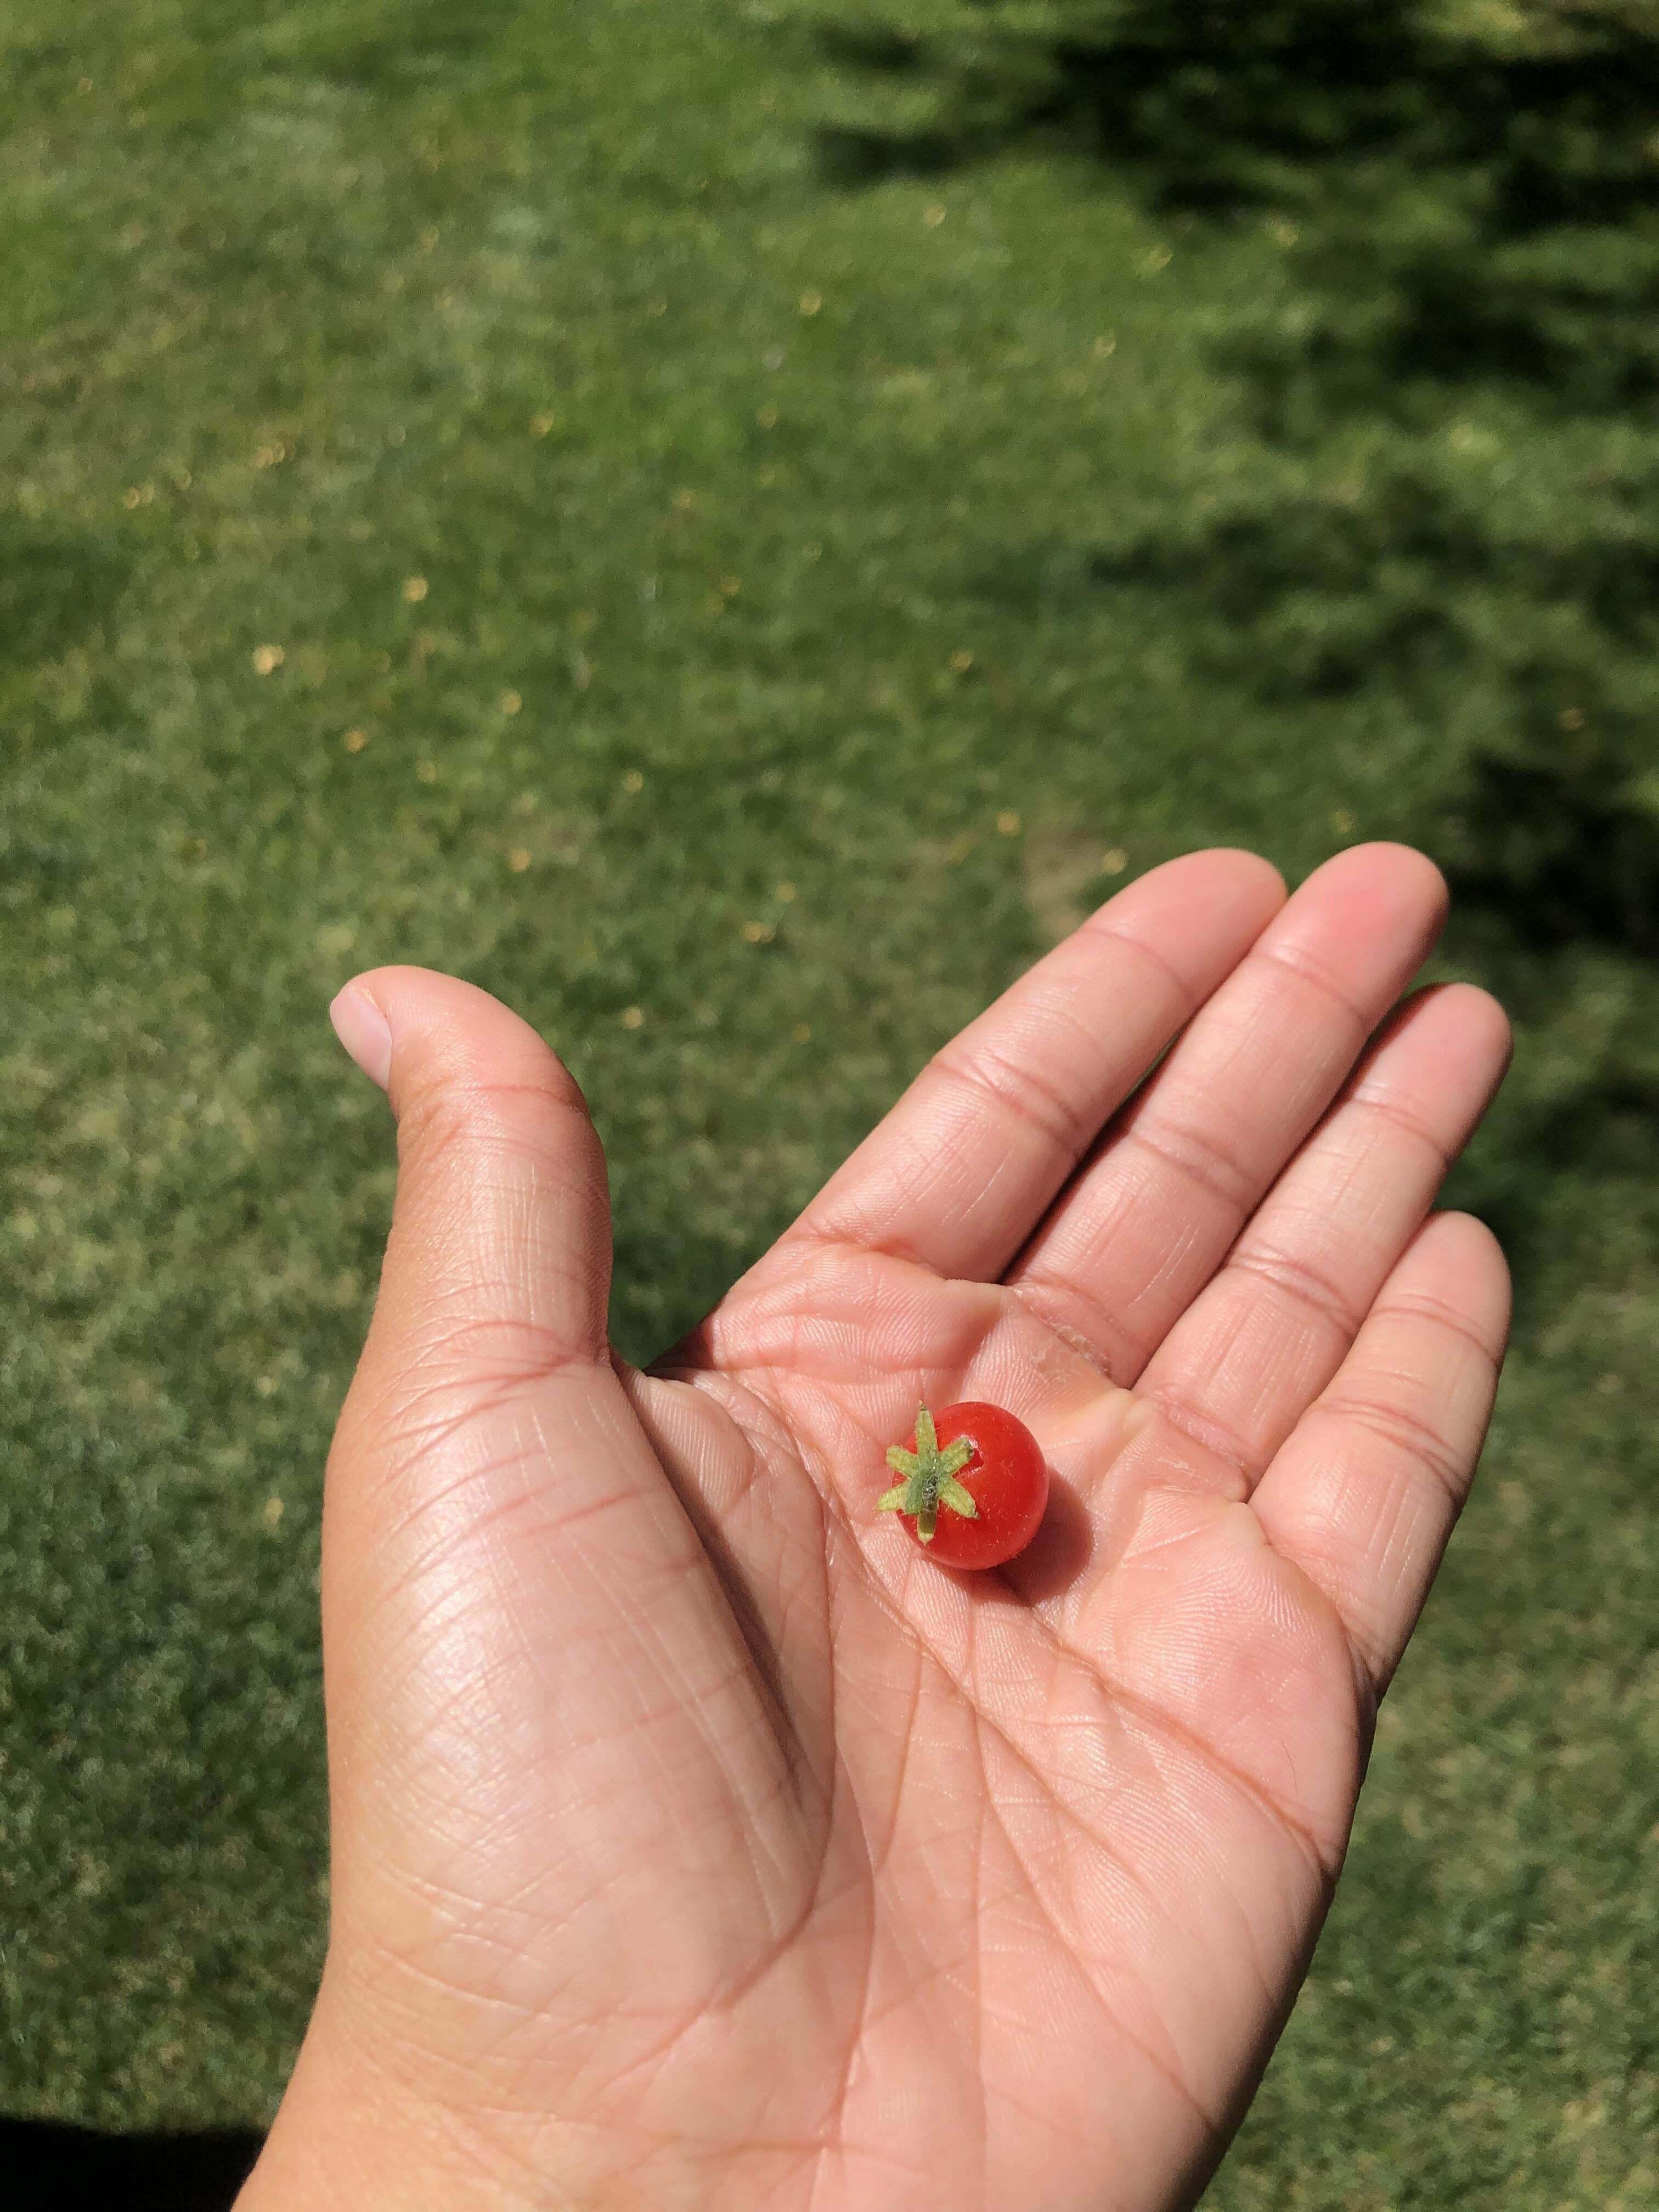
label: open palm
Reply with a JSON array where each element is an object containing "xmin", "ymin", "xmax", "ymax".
[{"xmin": 245, "ymin": 845, "xmax": 1511, "ymax": 2212}]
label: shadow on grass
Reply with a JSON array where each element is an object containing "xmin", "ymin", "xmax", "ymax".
[
  {"xmin": 1444, "ymin": 724, "xmax": 1659, "ymax": 960},
  {"xmin": 0, "ymin": 518, "xmax": 128, "ymax": 674},
  {"xmin": 818, "ymin": 0, "xmax": 1659, "ymax": 408},
  {"xmin": 0, "ymin": 2119, "xmax": 262, "ymax": 2210},
  {"xmin": 821, "ymin": 1, "xmax": 1659, "ymax": 1322}
]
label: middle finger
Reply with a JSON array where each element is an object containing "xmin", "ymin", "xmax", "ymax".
[{"xmin": 1007, "ymin": 843, "xmax": 1448, "ymax": 1381}]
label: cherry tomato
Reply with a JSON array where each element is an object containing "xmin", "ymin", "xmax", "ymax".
[{"xmin": 875, "ymin": 1400, "xmax": 1049, "ymax": 1570}]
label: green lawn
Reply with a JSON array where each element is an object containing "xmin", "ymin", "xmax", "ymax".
[{"xmin": 4, "ymin": 0, "xmax": 1658, "ymax": 2200}]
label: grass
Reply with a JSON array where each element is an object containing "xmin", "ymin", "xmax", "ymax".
[{"xmin": 3, "ymin": 0, "xmax": 1657, "ymax": 2200}]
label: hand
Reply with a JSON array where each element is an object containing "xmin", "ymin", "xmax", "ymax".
[{"xmin": 239, "ymin": 844, "xmax": 1511, "ymax": 2212}]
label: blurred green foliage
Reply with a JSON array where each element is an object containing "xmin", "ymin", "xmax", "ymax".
[{"xmin": 2, "ymin": 0, "xmax": 1656, "ymax": 2200}]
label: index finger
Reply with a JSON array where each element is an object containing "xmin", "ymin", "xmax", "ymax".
[{"xmin": 786, "ymin": 849, "xmax": 1286, "ymax": 1284}]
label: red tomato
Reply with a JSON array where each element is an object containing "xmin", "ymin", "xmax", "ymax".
[{"xmin": 876, "ymin": 1400, "xmax": 1049, "ymax": 1570}]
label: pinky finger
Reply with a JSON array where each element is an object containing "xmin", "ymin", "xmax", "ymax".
[{"xmin": 1250, "ymin": 1212, "xmax": 1511, "ymax": 1697}]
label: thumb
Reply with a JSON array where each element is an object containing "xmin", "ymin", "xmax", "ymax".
[
  {"xmin": 310, "ymin": 969, "xmax": 731, "ymax": 2096},
  {"xmin": 327, "ymin": 963, "xmax": 613, "ymax": 1435},
  {"xmin": 318, "ymin": 963, "xmax": 627, "ymax": 1889}
]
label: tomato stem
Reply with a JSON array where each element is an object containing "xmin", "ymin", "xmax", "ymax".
[{"xmin": 875, "ymin": 1402, "xmax": 978, "ymax": 1542}]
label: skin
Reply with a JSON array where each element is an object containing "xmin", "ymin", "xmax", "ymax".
[{"xmin": 237, "ymin": 843, "xmax": 1513, "ymax": 2212}]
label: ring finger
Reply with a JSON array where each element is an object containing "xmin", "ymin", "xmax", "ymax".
[{"xmin": 1127, "ymin": 980, "xmax": 1511, "ymax": 1485}]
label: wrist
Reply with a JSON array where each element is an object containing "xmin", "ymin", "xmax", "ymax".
[{"xmin": 235, "ymin": 1981, "xmax": 535, "ymax": 2212}]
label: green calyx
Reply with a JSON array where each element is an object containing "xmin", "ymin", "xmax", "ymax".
[{"xmin": 875, "ymin": 1402, "xmax": 979, "ymax": 1543}]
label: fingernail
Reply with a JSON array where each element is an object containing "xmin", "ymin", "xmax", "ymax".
[{"xmin": 329, "ymin": 985, "xmax": 393, "ymax": 1089}]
